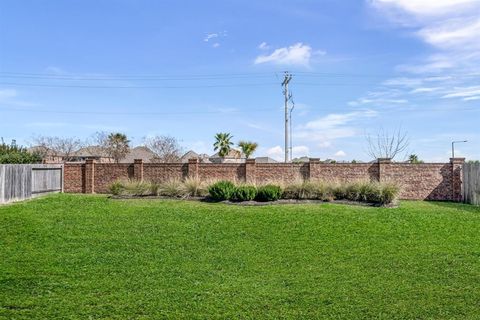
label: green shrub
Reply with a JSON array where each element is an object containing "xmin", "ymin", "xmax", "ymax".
[
  {"xmin": 232, "ymin": 185, "xmax": 257, "ymax": 201},
  {"xmin": 208, "ymin": 180, "xmax": 236, "ymax": 201},
  {"xmin": 256, "ymin": 184, "xmax": 282, "ymax": 202},
  {"xmin": 0, "ymin": 141, "xmax": 42, "ymax": 164},
  {"xmin": 109, "ymin": 181, "xmax": 125, "ymax": 195}
]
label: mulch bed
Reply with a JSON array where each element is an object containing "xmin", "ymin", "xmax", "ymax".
[{"xmin": 109, "ymin": 195, "xmax": 397, "ymax": 207}]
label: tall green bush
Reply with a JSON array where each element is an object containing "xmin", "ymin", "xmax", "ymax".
[
  {"xmin": 0, "ymin": 141, "xmax": 41, "ymax": 164},
  {"xmin": 208, "ymin": 180, "xmax": 236, "ymax": 201},
  {"xmin": 256, "ymin": 185, "xmax": 282, "ymax": 202},
  {"xmin": 232, "ymin": 185, "xmax": 257, "ymax": 201}
]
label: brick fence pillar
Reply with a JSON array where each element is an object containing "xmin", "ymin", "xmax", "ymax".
[
  {"xmin": 378, "ymin": 158, "xmax": 391, "ymax": 182},
  {"xmin": 85, "ymin": 159, "xmax": 95, "ymax": 194},
  {"xmin": 308, "ymin": 158, "xmax": 320, "ymax": 180},
  {"xmin": 450, "ymin": 157, "xmax": 465, "ymax": 202},
  {"xmin": 134, "ymin": 159, "xmax": 144, "ymax": 181},
  {"xmin": 245, "ymin": 159, "xmax": 256, "ymax": 183},
  {"xmin": 188, "ymin": 158, "xmax": 199, "ymax": 179}
]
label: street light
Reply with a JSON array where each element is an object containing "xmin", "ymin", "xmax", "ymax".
[{"xmin": 452, "ymin": 140, "xmax": 467, "ymax": 158}]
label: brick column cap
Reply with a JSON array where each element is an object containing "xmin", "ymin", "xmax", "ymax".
[
  {"xmin": 378, "ymin": 158, "xmax": 392, "ymax": 163},
  {"xmin": 134, "ymin": 158, "xmax": 143, "ymax": 164},
  {"xmin": 85, "ymin": 159, "xmax": 95, "ymax": 164},
  {"xmin": 450, "ymin": 157, "xmax": 465, "ymax": 164},
  {"xmin": 188, "ymin": 158, "xmax": 199, "ymax": 164},
  {"xmin": 309, "ymin": 158, "xmax": 320, "ymax": 163},
  {"xmin": 246, "ymin": 158, "xmax": 256, "ymax": 164}
]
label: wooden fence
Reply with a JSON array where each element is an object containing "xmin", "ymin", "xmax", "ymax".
[
  {"xmin": 463, "ymin": 163, "xmax": 480, "ymax": 205},
  {"xmin": 0, "ymin": 164, "xmax": 63, "ymax": 204}
]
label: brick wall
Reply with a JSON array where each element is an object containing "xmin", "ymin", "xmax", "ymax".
[{"xmin": 63, "ymin": 158, "xmax": 466, "ymax": 201}]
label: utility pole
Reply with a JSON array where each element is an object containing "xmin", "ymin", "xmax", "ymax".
[
  {"xmin": 289, "ymin": 99, "xmax": 295, "ymax": 161},
  {"xmin": 281, "ymin": 71, "xmax": 292, "ymax": 163}
]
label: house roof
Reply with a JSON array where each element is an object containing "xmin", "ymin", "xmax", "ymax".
[
  {"xmin": 27, "ymin": 146, "xmax": 61, "ymax": 156},
  {"xmin": 210, "ymin": 148, "xmax": 243, "ymax": 159},
  {"xmin": 181, "ymin": 150, "xmax": 212, "ymax": 163},
  {"xmin": 255, "ymin": 156, "xmax": 278, "ymax": 163},
  {"xmin": 74, "ymin": 146, "xmax": 111, "ymax": 158},
  {"xmin": 120, "ymin": 146, "xmax": 156, "ymax": 163}
]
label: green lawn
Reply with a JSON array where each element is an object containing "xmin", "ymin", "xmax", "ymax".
[{"xmin": 1, "ymin": 195, "xmax": 480, "ymax": 319}]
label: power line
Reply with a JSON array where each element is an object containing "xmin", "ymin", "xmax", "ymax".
[
  {"xmin": 0, "ymin": 82, "xmax": 280, "ymax": 89},
  {"xmin": 0, "ymin": 106, "xmax": 281, "ymax": 116},
  {"xmin": 1, "ymin": 70, "xmax": 479, "ymax": 79}
]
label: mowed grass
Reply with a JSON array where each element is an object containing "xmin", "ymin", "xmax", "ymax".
[{"xmin": 1, "ymin": 195, "xmax": 480, "ymax": 319}]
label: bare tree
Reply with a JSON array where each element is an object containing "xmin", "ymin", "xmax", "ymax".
[
  {"xmin": 144, "ymin": 135, "xmax": 183, "ymax": 163},
  {"xmin": 31, "ymin": 136, "xmax": 83, "ymax": 162},
  {"xmin": 365, "ymin": 127, "xmax": 409, "ymax": 161}
]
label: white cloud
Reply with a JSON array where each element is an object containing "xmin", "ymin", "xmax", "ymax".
[
  {"xmin": 442, "ymin": 86, "xmax": 480, "ymax": 99},
  {"xmin": 367, "ymin": 0, "xmax": 480, "ymax": 104},
  {"xmin": 266, "ymin": 146, "xmax": 284, "ymax": 161},
  {"xmin": 334, "ymin": 150, "xmax": 347, "ymax": 157},
  {"xmin": 204, "ymin": 31, "xmax": 227, "ymax": 47},
  {"xmin": 371, "ymin": 0, "xmax": 479, "ymax": 17},
  {"xmin": 292, "ymin": 145, "xmax": 310, "ymax": 158},
  {"xmin": 0, "ymin": 89, "xmax": 17, "ymax": 101},
  {"xmin": 258, "ymin": 42, "xmax": 270, "ymax": 50},
  {"xmin": 296, "ymin": 110, "xmax": 377, "ymax": 147},
  {"xmin": 204, "ymin": 33, "xmax": 219, "ymax": 42},
  {"xmin": 417, "ymin": 18, "xmax": 480, "ymax": 50},
  {"xmin": 254, "ymin": 43, "xmax": 325, "ymax": 66}
]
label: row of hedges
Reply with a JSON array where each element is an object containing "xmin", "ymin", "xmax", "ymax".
[
  {"xmin": 208, "ymin": 181, "xmax": 282, "ymax": 202},
  {"xmin": 207, "ymin": 180, "xmax": 400, "ymax": 205},
  {"xmin": 109, "ymin": 179, "xmax": 400, "ymax": 205}
]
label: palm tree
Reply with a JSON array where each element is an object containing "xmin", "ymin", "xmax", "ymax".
[
  {"xmin": 213, "ymin": 133, "xmax": 234, "ymax": 158},
  {"xmin": 106, "ymin": 133, "xmax": 130, "ymax": 163},
  {"xmin": 238, "ymin": 141, "xmax": 258, "ymax": 159}
]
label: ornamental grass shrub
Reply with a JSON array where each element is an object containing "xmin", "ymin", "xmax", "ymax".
[
  {"xmin": 183, "ymin": 177, "xmax": 208, "ymax": 197},
  {"xmin": 158, "ymin": 179, "xmax": 184, "ymax": 197},
  {"xmin": 110, "ymin": 178, "xmax": 400, "ymax": 205},
  {"xmin": 109, "ymin": 179, "xmax": 158, "ymax": 196}
]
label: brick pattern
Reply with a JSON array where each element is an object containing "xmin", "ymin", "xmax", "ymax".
[
  {"xmin": 310, "ymin": 163, "xmax": 379, "ymax": 183},
  {"xmin": 255, "ymin": 163, "xmax": 308, "ymax": 183},
  {"xmin": 94, "ymin": 163, "xmax": 133, "ymax": 193},
  {"xmin": 143, "ymin": 163, "xmax": 187, "ymax": 182},
  {"xmin": 63, "ymin": 158, "xmax": 465, "ymax": 201},
  {"xmin": 198, "ymin": 163, "xmax": 246, "ymax": 182},
  {"xmin": 63, "ymin": 163, "xmax": 84, "ymax": 193}
]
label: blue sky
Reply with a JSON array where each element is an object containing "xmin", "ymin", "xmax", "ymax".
[{"xmin": 1, "ymin": 0, "xmax": 479, "ymax": 162}]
